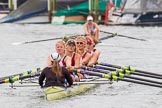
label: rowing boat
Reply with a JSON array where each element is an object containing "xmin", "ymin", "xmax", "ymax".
[
  {"xmin": 43, "ymin": 77, "xmax": 111, "ymax": 101},
  {"xmin": 43, "ymin": 83, "xmax": 97, "ymax": 101}
]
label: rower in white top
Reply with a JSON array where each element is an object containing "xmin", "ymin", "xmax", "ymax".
[{"xmin": 84, "ymin": 15, "xmax": 100, "ymax": 44}]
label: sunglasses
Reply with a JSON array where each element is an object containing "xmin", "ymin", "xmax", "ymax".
[{"xmin": 76, "ymin": 42, "xmax": 84, "ymax": 45}]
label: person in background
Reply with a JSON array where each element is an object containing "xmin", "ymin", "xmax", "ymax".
[
  {"xmin": 86, "ymin": 36, "xmax": 100, "ymax": 66},
  {"xmin": 39, "ymin": 53, "xmax": 73, "ymax": 88},
  {"xmin": 84, "ymin": 15, "xmax": 100, "ymax": 44}
]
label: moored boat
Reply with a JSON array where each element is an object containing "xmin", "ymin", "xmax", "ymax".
[{"xmin": 107, "ymin": 0, "xmax": 162, "ymax": 26}]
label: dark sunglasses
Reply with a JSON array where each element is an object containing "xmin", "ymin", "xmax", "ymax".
[{"xmin": 76, "ymin": 42, "xmax": 84, "ymax": 45}]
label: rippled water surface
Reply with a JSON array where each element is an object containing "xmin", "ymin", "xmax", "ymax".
[{"xmin": 0, "ymin": 24, "xmax": 162, "ymax": 108}]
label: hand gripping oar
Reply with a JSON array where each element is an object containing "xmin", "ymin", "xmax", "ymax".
[
  {"xmin": 0, "ymin": 68, "xmax": 42, "ymax": 84},
  {"xmin": 74, "ymin": 69, "xmax": 162, "ymax": 88},
  {"xmin": 82, "ymin": 66, "xmax": 162, "ymax": 85},
  {"xmin": 97, "ymin": 61, "xmax": 162, "ymax": 77},
  {"xmin": 90, "ymin": 64, "xmax": 162, "ymax": 79},
  {"xmin": 100, "ymin": 30, "xmax": 147, "ymax": 41}
]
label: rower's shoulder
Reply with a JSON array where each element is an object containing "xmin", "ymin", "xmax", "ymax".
[{"xmin": 93, "ymin": 22, "xmax": 99, "ymax": 26}]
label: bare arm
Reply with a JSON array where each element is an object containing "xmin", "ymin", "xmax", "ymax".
[
  {"xmin": 65, "ymin": 56, "xmax": 73, "ymax": 72},
  {"xmin": 65, "ymin": 56, "xmax": 72, "ymax": 68},
  {"xmin": 88, "ymin": 50, "xmax": 100, "ymax": 66},
  {"xmin": 81, "ymin": 53, "xmax": 91, "ymax": 66},
  {"xmin": 46, "ymin": 54, "xmax": 52, "ymax": 66},
  {"xmin": 94, "ymin": 23, "xmax": 100, "ymax": 31},
  {"xmin": 84, "ymin": 23, "xmax": 89, "ymax": 35},
  {"xmin": 74, "ymin": 53, "xmax": 81, "ymax": 68}
]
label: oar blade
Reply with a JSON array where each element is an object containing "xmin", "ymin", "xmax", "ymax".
[
  {"xmin": 100, "ymin": 30, "xmax": 147, "ymax": 41},
  {"xmin": 12, "ymin": 42, "xmax": 24, "ymax": 45}
]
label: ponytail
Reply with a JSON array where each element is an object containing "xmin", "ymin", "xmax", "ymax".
[{"xmin": 51, "ymin": 60, "xmax": 62, "ymax": 78}]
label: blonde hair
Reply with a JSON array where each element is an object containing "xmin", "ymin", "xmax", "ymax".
[
  {"xmin": 56, "ymin": 40, "xmax": 66, "ymax": 47},
  {"xmin": 55, "ymin": 40, "xmax": 66, "ymax": 53},
  {"xmin": 76, "ymin": 36, "xmax": 86, "ymax": 43},
  {"xmin": 75, "ymin": 36, "xmax": 87, "ymax": 53},
  {"xmin": 51, "ymin": 59, "xmax": 62, "ymax": 78}
]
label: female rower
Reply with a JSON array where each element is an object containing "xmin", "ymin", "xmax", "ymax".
[
  {"xmin": 39, "ymin": 53, "xmax": 73, "ymax": 88},
  {"xmin": 84, "ymin": 15, "xmax": 100, "ymax": 44},
  {"xmin": 65, "ymin": 39, "xmax": 81, "ymax": 81},
  {"xmin": 76, "ymin": 36, "xmax": 91, "ymax": 66},
  {"xmin": 86, "ymin": 36, "xmax": 100, "ymax": 66},
  {"xmin": 46, "ymin": 40, "xmax": 71, "ymax": 67}
]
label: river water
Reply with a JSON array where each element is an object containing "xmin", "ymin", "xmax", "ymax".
[{"xmin": 0, "ymin": 24, "xmax": 162, "ymax": 108}]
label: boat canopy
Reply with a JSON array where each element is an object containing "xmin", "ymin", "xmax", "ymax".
[
  {"xmin": 54, "ymin": 1, "xmax": 108, "ymax": 16},
  {"xmin": 123, "ymin": 0, "xmax": 162, "ymax": 14}
]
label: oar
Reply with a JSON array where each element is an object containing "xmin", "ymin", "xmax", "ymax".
[
  {"xmin": 0, "ymin": 68, "xmax": 42, "ymax": 84},
  {"xmin": 11, "ymin": 31, "xmax": 118, "ymax": 45},
  {"xmin": 75, "ymin": 69, "xmax": 162, "ymax": 88},
  {"xmin": 82, "ymin": 66, "xmax": 162, "ymax": 85},
  {"xmin": 9, "ymin": 84, "xmax": 39, "ymax": 88},
  {"xmin": 12, "ymin": 34, "xmax": 86, "ymax": 45},
  {"xmin": 19, "ymin": 72, "xmax": 41, "ymax": 80},
  {"xmin": 0, "ymin": 68, "xmax": 42, "ymax": 82},
  {"xmin": 12, "ymin": 37, "xmax": 62, "ymax": 45},
  {"xmin": 99, "ymin": 34, "xmax": 116, "ymax": 41},
  {"xmin": 90, "ymin": 64, "xmax": 162, "ymax": 79},
  {"xmin": 73, "ymin": 81, "xmax": 112, "ymax": 85},
  {"xmin": 97, "ymin": 61, "xmax": 162, "ymax": 77},
  {"xmin": 100, "ymin": 30, "xmax": 147, "ymax": 41}
]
